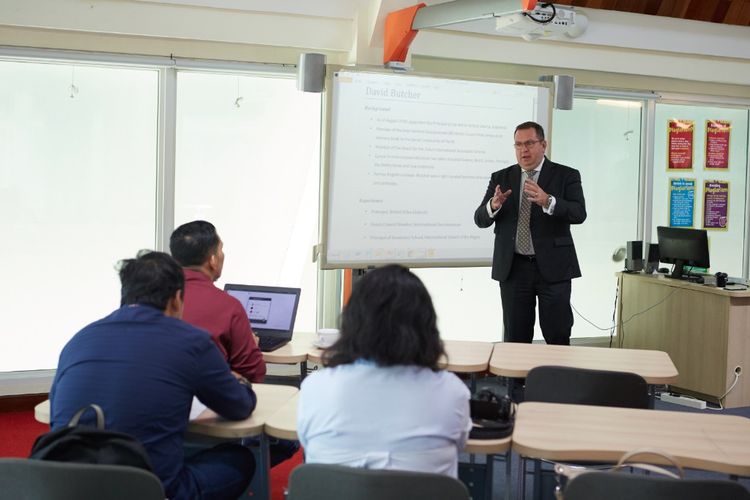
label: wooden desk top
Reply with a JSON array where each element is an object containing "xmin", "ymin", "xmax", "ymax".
[
  {"xmin": 34, "ymin": 382, "xmax": 295, "ymax": 431},
  {"xmin": 489, "ymin": 343, "xmax": 679, "ymax": 385},
  {"xmin": 262, "ymin": 332, "xmax": 315, "ymax": 364},
  {"xmin": 620, "ymin": 272, "xmax": 750, "ymax": 298},
  {"xmin": 513, "ymin": 402, "xmax": 750, "ymax": 476},
  {"xmin": 307, "ymin": 339, "xmax": 494, "ymax": 374},
  {"xmin": 439, "ymin": 340, "xmax": 495, "ymax": 373},
  {"xmin": 35, "ymin": 384, "xmax": 299, "ymax": 439},
  {"xmin": 34, "ymin": 399, "xmax": 50, "ymax": 424},
  {"xmin": 188, "ymin": 384, "xmax": 298, "ymax": 439},
  {"xmin": 264, "ymin": 393, "xmax": 509, "ymax": 455},
  {"xmin": 264, "ymin": 393, "xmax": 299, "ymax": 441}
]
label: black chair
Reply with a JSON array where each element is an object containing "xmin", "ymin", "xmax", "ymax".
[
  {"xmin": 285, "ymin": 463, "xmax": 470, "ymax": 500},
  {"xmin": 0, "ymin": 458, "xmax": 164, "ymax": 500},
  {"xmin": 524, "ymin": 365, "xmax": 650, "ymax": 409},
  {"xmin": 563, "ymin": 471, "xmax": 750, "ymax": 500},
  {"xmin": 521, "ymin": 365, "xmax": 650, "ymax": 500}
]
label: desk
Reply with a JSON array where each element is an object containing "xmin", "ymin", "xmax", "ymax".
[
  {"xmin": 186, "ymin": 384, "xmax": 297, "ymax": 500},
  {"xmin": 36, "ymin": 384, "xmax": 298, "ymax": 500},
  {"xmin": 262, "ymin": 335, "xmax": 312, "ymax": 381},
  {"xmin": 306, "ymin": 339, "xmax": 494, "ymax": 371},
  {"xmin": 513, "ymin": 401, "xmax": 750, "ymax": 477},
  {"xmin": 617, "ymin": 272, "xmax": 750, "ymax": 407},
  {"xmin": 264, "ymin": 393, "xmax": 511, "ymax": 500},
  {"xmin": 488, "ymin": 342, "xmax": 679, "ymax": 385},
  {"xmin": 34, "ymin": 399, "xmax": 50, "ymax": 424},
  {"xmin": 187, "ymin": 384, "xmax": 298, "ymax": 439},
  {"xmin": 264, "ymin": 394, "xmax": 509, "ymax": 455},
  {"xmin": 307, "ymin": 340, "xmax": 494, "ymax": 393}
]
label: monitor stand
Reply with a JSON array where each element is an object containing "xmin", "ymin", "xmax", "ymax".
[
  {"xmin": 666, "ymin": 260, "xmax": 686, "ymax": 280},
  {"xmin": 665, "ymin": 260, "xmax": 704, "ymax": 283}
]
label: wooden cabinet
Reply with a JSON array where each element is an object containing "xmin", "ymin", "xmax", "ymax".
[{"xmin": 616, "ymin": 273, "xmax": 750, "ymax": 408}]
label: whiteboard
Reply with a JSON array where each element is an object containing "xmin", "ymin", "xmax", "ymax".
[{"xmin": 322, "ymin": 70, "xmax": 550, "ymax": 269}]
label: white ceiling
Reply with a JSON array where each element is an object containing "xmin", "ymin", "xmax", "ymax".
[{"xmin": 134, "ymin": 0, "xmax": 374, "ymax": 19}]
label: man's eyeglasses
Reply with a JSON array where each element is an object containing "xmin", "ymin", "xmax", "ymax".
[{"xmin": 513, "ymin": 140, "xmax": 542, "ymax": 150}]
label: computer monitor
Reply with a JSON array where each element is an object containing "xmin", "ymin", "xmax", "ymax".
[{"xmin": 656, "ymin": 226, "xmax": 710, "ymax": 280}]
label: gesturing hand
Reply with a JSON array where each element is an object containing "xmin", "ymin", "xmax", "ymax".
[
  {"xmin": 491, "ymin": 185, "xmax": 512, "ymax": 211},
  {"xmin": 523, "ymin": 180, "xmax": 549, "ymax": 207}
]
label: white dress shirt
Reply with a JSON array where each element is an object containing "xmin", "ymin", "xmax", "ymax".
[
  {"xmin": 297, "ymin": 359, "xmax": 472, "ymax": 478},
  {"xmin": 486, "ymin": 157, "xmax": 556, "ymax": 218}
]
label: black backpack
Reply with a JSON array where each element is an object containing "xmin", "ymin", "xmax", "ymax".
[{"xmin": 29, "ymin": 404, "xmax": 154, "ymax": 472}]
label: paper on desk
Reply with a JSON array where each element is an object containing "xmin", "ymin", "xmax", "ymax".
[{"xmin": 189, "ymin": 397, "xmax": 207, "ymax": 421}]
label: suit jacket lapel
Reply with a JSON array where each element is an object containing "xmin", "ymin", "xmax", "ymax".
[
  {"xmin": 536, "ymin": 157, "xmax": 554, "ymax": 191},
  {"xmin": 509, "ymin": 164, "xmax": 522, "ymax": 214}
]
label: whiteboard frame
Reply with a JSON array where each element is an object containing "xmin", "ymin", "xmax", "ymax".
[{"xmin": 319, "ymin": 66, "xmax": 553, "ymax": 270}]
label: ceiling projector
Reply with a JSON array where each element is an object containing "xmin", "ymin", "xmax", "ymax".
[{"xmin": 495, "ymin": 4, "xmax": 588, "ymax": 41}]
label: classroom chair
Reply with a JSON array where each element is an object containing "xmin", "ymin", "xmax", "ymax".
[
  {"xmin": 0, "ymin": 458, "xmax": 164, "ymax": 500},
  {"xmin": 285, "ymin": 463, "xmax": 470, "ymax": 500},
  {"xmin": 521, "ymin": 365, "xmax": 650, "ymax": 500},
  {"xmin": 562, "ymin": 470, "xmax": 750, "ymax": 500},
  {"xmin": 524, "ymin": 365, "xmax": 650, "ymax": 409}
]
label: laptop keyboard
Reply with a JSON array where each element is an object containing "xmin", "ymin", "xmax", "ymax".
[{"xmin": 257, "ymin": 337, "xmax": 288, "ymax": 352}]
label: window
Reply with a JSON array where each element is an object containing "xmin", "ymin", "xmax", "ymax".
[
  {"xmin": 553, "ymin": 97, "xmax": 643, "ymax": 338},
  {"xmin": 0, "ymin": 60, "xmax": 158, "ymax": 371},
  {"xmin": 174, "ymin": 72, "xmax": 321, "ymax": 331}
]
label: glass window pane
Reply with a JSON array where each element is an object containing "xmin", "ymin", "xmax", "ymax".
[
  {"xmin": 0, "ymin": 60, "xmax": 159, "ymax": 371},
  {"xmin": 553, "ymin": 98, "xmax": 642, "ymax": 338},
  {"xmin": 174, "ymin": 72, "xmax": 321, "ymax": 332}
]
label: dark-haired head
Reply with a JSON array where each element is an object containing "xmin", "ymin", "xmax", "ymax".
[
  {"xmin": 119, "ymin": 250, "xmax": 184, "ymax": 312},
  {"xmin": 323, "ymin": 264, "xmax": 445, "ymax": 371},
  {"xmin": 169, "ymin": 220, "xmax": 220, "ymax": 267},
  {"xmin": 515, "ymin": 121, "xmax": 545, "ymax": 141}
]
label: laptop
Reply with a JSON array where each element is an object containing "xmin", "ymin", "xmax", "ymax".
[{"xmin": 224, "ymin": 284, "xmax": 301, "ymax": 352}]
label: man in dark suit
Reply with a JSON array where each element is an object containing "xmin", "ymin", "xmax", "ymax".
[{"xmin": 474, "ymin": 121, "xmax": 586, "ymax": 345}]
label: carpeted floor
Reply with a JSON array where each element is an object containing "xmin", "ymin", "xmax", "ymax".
[{"xmin": 0, "ymin": 410, "xmax": 303, "ymax": 500}]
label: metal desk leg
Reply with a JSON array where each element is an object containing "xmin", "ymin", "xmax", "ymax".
[
  {"xmin": 470, "ymin": 373, "xmax": 477, "ymax": 394},
  {"xmin": 517, "ymin": 456, "xmax": 526, "ymax": 500},
  {"xmin": 505, "ymin": 451, "xmax": 512, "ymax": 500},
  {"xmin": 485, "ymin": 454, "xmax": 495, "ymax": 500},
  {"xmin": 648, "ymin": 384, "xmax": 655, "ymax": 409},
  {"xmin": 258, "ymin": 434, "xmax": 271, "ymax": 500},
  {"xmin": 300, "ymin": 361, "xmax": 308, "ymax": 382}
]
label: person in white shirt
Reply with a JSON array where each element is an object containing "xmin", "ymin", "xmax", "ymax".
[{"xmin": 297, "ymin": 264, "xmax": 472, "ymax": 478}]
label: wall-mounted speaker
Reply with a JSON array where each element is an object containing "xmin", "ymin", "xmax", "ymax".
[
  {"xmin": 625, "ymin": 240, "xmax": 643, "ymax": 272},
  {"xmin": 553, "ymin": 75, "xmax": 575, "ymax": 110},
  {"xmin": 297, "ymin": 53, "xmax": 326, "ymax": 93},
  {"xmin": 645, "ymin": 243, "xmax": 659, "ymax": 273}
]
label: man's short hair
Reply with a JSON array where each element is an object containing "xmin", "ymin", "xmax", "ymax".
[
  {"xmin": 515, "ymin": 121, "xmax": 545, "ymax": 141},
  {"xmin": 119, "ymin": 250, "xmax": 185, "ymax": 310},
  {"xmin": 169, "ymin": 220, "xmax": 220, "ymax": 267}
]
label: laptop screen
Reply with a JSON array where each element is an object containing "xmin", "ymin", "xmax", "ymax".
[{"xmin": 223, "ymin": 284, "xmax": 301, "ymax": 335}]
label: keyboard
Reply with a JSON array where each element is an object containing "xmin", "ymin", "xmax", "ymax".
[{"xmin": 257, "ymin": 336, "xmax": 289, "ymax": 353}]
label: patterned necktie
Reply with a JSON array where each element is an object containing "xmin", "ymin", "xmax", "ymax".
[{"xmin": 516, "ymin": 169, "xmax": 537, "ymax": 255}]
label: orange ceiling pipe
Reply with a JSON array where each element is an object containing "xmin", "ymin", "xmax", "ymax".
[{"xmin": 383, "ymin": 3, "xmax": 426, "ymax": 64}]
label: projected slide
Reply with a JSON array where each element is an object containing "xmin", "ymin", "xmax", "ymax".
[{"xmin": 324, "ymin": 71, "xmax": 549, "ymax": 267}]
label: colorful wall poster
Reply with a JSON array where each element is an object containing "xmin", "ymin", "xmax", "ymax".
[
  {"xmin": 667, "ymin": 119, "xmax": 694, "ymax": 170},
  {"xmin": 668, "ymin": 178, "xmax": 695, "ymax": 227},
  {"xmin": 705, "ymin": 120, "xmax": 731, "ymax": 170},
  {"xmin": 703, "ymin": 180, "xmax": 729, "ymax": 230}
]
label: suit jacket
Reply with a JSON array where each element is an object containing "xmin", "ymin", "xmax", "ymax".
[{"xmin": 474, "ymin": 158, "xmax": 586, "ymax": 283}]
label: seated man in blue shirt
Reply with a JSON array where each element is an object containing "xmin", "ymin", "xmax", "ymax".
[{"xmin": 50, "ymin": 251, "xmax": 257, "ymax": 500}]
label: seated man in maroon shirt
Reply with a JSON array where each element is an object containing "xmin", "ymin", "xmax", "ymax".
[
  {"xmin": 170, "ymin": 220, "xmax": 298, "ymax": 466},
  {"xmin": 169, "ymin": 220, "xmax": 266, "ymax": 383}
]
